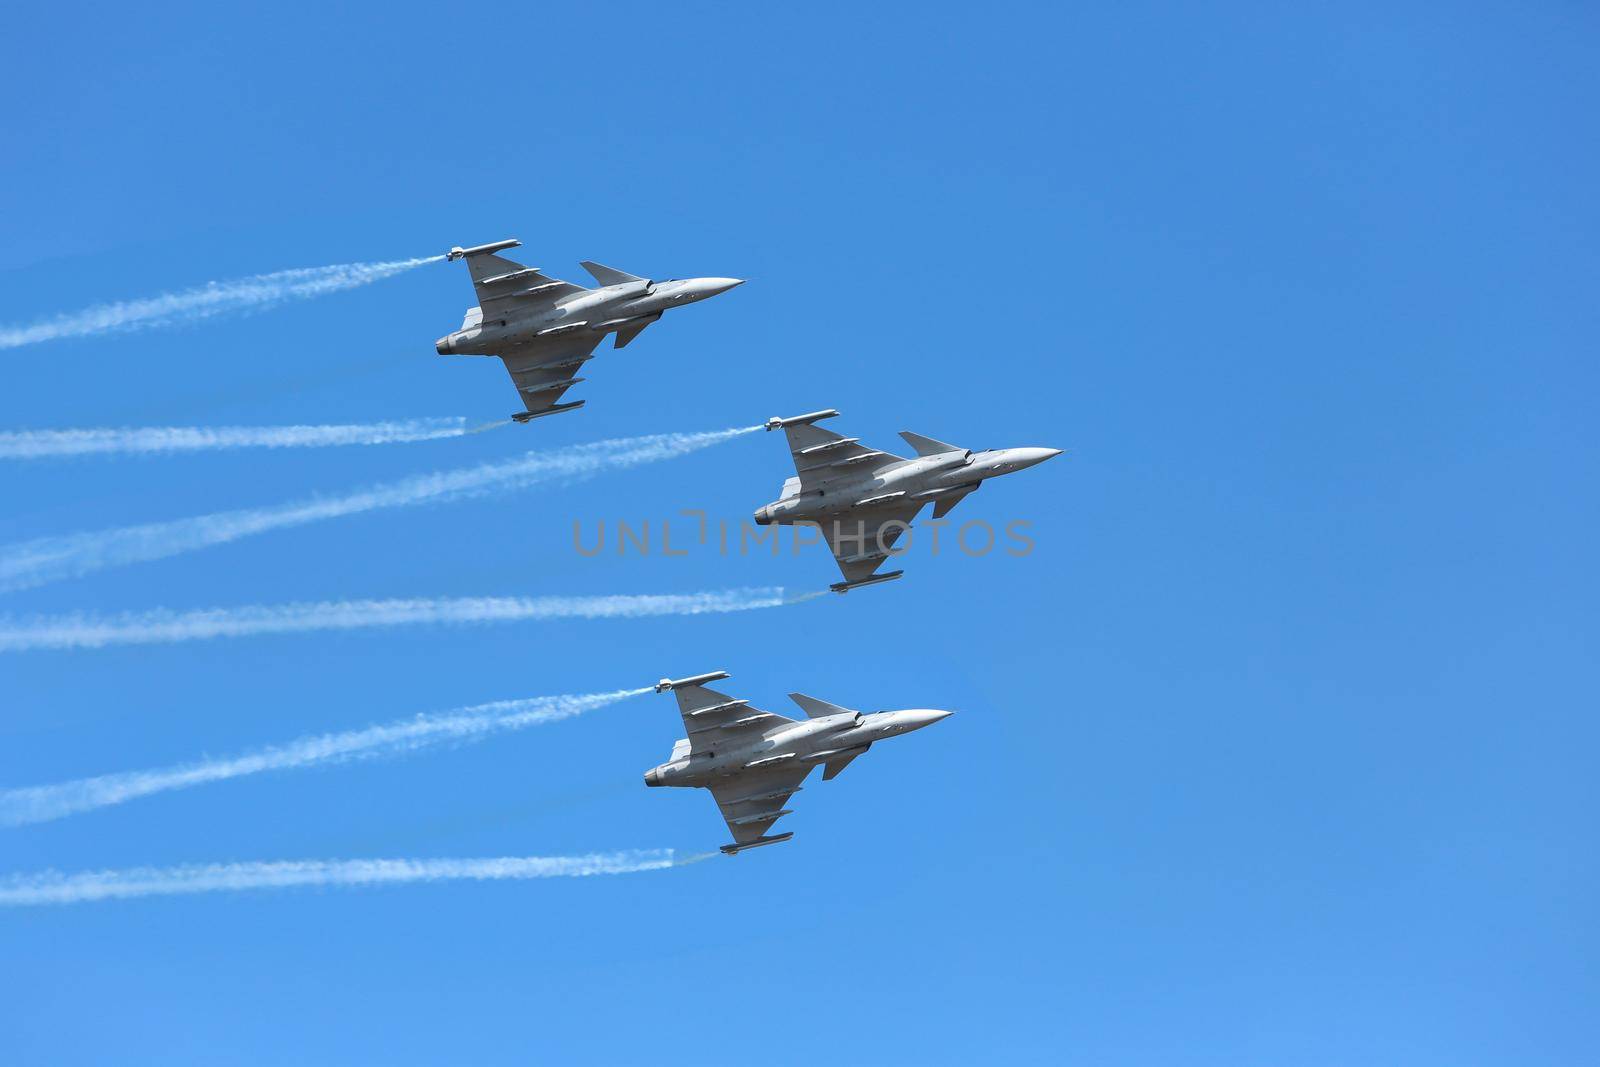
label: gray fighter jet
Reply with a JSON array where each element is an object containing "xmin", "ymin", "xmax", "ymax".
[
  {"xmin": 435, "ymin": 239, "xmax": 742, "ymax": 422},
  {"xmin": 753, "ymin": 410, "xmax": 1062, "ymax": 592},
  {"xmin": 645, "ymin": 671, "xmax": 953, "ymax": 854}
]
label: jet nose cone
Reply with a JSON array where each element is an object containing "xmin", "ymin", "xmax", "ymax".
[
  {"xmin": 906, "ymin": 708, "xmax": 954, "ymax": 730},
  {"xmin": 701, "ymin": 277, "xmax": 744, "ymax": 297},
  {"xmin": 1012, "ymin": 447, "xmax": 1063, "ymax": 470}
]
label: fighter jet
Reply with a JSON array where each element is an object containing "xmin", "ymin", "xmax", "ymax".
[
  {"xmin": 435, "ymin": 239, "xmax": 743, "ymax": 422},
  {"xmin": 753, "ymin": 410, "xmax": 1062, "ymax": 592},
  {"xmin": 645, "ymin": 672, "xmax": 953, "ymax": 854}
]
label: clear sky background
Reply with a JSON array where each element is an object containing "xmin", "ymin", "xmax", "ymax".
[{"xmin": 1, "ymin": 3, "xmax": 1596, "ymax": 1063}]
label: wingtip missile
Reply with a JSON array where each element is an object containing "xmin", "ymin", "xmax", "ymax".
[
  {"xmin": 765, "ymin": 409, "xmax": 841, "ymax": 432},
  {"xmin": 655, "ymin": 671, "xmax": 731, "ymax": 693},
  {"xmin": 509, "ymin": 400, "xmax": 585, "ymax": 424},
  {"xmin": 720, "ymin": 832, "xmax": 794, "ymax": 856},
  {"xmin": 830, "ymin": 570, "xmax": 905, "ymax": 594},
  {"xmin": 446, "ymin": 238, "xmax": 521, "ymax": 261}
]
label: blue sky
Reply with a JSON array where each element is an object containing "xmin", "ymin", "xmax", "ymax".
[{"xmin": 1, "ymin": 2, "xmax": 1596, "ymax": 1062}]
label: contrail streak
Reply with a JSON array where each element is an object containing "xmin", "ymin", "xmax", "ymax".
[
  {"xmin": 0, "ymin": 418, "xmax": 491, "ymax": 459},
  {"xmin": 0, "ymin": 850, "xmax": 679, "ymax": 906},
  {"xmin": 0, "ymin": 586, "xmax": 792, "ymax": 651},
  {"xmin": 0, "ymin": 426, "xmax": 758, "ymax": 593},
  {"xmin": 0, "ymin": 688, "xmax": 651, "ymax": 827},
  {"xmin": 0, "ymin": 256, "xmax": 442, "ymax": 350}
]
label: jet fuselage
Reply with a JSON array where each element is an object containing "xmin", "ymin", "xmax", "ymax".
[
  {"xmin": 436, "ymin": 276, "xmax": 741, "ymax": 356},
  {"xmin": 644, "ymin": 708, "xmax": 950, "ymax": 789},
  {"xmin": 753, "ymin": 446, "xmax": 1062, "ymax": 526}
]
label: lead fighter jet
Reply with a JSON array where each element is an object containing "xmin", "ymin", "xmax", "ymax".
[
  {"xmin": 435, "ymin": 239, "xmax": 742, "ymax": 422},
  {"xmin": 645, "ymin": 672, "xmax": 953, "ymax": 855},
  {"xmin": 753, "ymin": 409, "xmax": 1062, "ymax": 592}
]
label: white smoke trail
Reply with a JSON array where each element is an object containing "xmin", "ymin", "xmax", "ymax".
[
  {"xmin": 0, "ymin": 586, "xmax": 790, "ymax": 651},
  {"xmin": 0, "ymin": 426, "xmax": 758, "ymax": 593},
  {"xmin": 0, "ymin": 688, "xmax": 650, "ymax": 827},
  {"xmin": 0, "ymin": 256, "xmax": 442, "ymax": 350},
  {"xmin": 0, "ymin": 850, "xmax": 679, "ymax": 906},
  {"xmin": 0, "ymin": 418, "xmax": 484, "ymax": 459}
]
